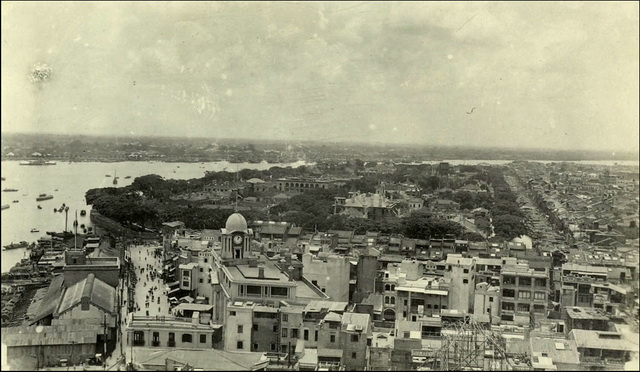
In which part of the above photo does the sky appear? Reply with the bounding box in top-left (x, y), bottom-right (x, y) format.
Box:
top-left (1, 1), bottom-right (638, 152)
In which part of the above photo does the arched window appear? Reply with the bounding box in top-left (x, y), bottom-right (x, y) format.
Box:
top-left (384, 284), bottom-right (390, 291)
top-left (390, 297), bottom-right (396, 305)
top-left (182, 334), bottom-right (192, 343)
top-left (384, 296), bottom-right (390, 304)
top-left (391, 285), bottom-right (395, 291)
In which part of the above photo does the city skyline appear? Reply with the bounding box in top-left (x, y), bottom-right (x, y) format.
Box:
top-left (2, 1), bottom-right (639, 152)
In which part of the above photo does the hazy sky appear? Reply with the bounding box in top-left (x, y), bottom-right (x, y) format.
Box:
top-left (2, 1), bottom-right (638, 152)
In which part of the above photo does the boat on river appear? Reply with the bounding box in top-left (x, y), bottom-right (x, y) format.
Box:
top-left (20, 160), bottom-right (56, 166)
top-left (3, 241), bottom-right (29, 250)
top-left (1, 205), bottom-right (9, 210)
top-left (3, 188), bottom-right (18, 192)
top-left (30, 228), bottom-right (39, 233)
top-left (36, 194), bottom-right (54, 201)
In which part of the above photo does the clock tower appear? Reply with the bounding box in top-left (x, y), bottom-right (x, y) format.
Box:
top-left (221, 213), bottom-right (252, 263)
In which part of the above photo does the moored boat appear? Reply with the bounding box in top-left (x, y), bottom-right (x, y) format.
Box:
top-left (80, 210), bottom-right (87, 216)
top-left (3, 188), bottom-right (18, 192)
top-left (20, 160), bottom-right (56, 166)
top-left (1, 204), bottom-right (9, 210)
top-left (30, 228), bottom-right (39, 233)
top-left (3, 241), bottom-right (29, 250)
top-left (36, 194), bottom-right (54, 201)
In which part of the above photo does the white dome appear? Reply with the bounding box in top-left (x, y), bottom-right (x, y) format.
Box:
top-left (225, 213), bottom-right (248, 233)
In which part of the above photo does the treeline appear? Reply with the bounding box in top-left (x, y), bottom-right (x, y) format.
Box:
top-left (486, 168), bottom-right (528, 240)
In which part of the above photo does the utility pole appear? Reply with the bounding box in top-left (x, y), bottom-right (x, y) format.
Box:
top-left (103, 314), bottom-right (108, 371)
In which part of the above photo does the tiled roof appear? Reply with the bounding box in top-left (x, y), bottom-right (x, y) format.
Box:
top-left (57, 274), bottom-right (116, 316)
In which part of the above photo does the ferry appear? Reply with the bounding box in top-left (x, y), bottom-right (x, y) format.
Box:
top-left (36, 194), bottom-right (54, 201)
top-left (3, 188), bottom-right (18, 192)
top-left (12, 200), bottom-right (19, 203)
top-left (124, 176), bottom-right (132, 179)
top-left (3, 241), bottom-right (29, 250)
top-left (30, 228), bottom-right (39, 233)
top-left (37, 205), bottom-right (42, 209)
top-left (80, 210), bottom-right (87, 216)
top-left (1, 205), bottom-right (9, 210)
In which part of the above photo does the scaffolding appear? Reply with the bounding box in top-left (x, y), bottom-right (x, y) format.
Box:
top-left (418, 319), bottom-right (521, 371)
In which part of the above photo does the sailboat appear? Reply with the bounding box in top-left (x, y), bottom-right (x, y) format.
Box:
top-left (113, 170), bottom-right (118, 185)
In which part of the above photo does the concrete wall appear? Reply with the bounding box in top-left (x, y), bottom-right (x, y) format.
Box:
top-left (6, 343), bottom-right (95, 369)
top-left (224, 305), bottom-right (253, 351)
top-left (302, 254), bottom-right (350, 302)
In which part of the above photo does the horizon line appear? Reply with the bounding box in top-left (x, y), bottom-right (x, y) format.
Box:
top-left (2, 131), bottom-right (639, 156)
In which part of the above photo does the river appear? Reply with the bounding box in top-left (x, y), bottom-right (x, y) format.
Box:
top-left (0, 160), bottom-right (308, 273)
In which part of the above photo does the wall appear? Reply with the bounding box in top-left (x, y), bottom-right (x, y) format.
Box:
top-left (302, 254), bottom-right (350, 302)
top-left (224, 306), bottom-right (253, 351)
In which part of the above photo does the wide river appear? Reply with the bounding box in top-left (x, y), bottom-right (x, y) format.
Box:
top-left (0, 160), bottom-right (308, 273)
top-left (1, 158), bottom-right (637, 273)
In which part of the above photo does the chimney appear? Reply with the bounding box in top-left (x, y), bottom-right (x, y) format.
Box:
top-left (258, 264), bottom-right (265, 279)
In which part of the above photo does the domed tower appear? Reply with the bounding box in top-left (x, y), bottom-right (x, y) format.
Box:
top-left (221, 213), bottom-right (252, 263)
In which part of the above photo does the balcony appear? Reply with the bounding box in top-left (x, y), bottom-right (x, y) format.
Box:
top-left (152, 340), bottom-right (160, 347)
top-left (133, 340), bottom-right (145, 346)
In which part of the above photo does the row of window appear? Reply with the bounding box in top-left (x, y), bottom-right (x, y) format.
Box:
top-left (501, 302), bottom-right (546, 313)
top-left (502, 276), bottom-right (547, 287)
top-left (133, 331), bottom-right (208, 345)
top-left (238, 285), bottom-right (289, 298)
top-left (502, 289), bottom-right (546, 300)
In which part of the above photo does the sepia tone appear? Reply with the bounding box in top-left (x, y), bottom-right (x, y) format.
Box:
top-left (1, 2), bottom-right (638, 371)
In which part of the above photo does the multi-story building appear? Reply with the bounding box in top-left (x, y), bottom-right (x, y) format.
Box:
top-left (500, 262), bottom-right (549, 325)
top-left (127, 313), bottom-right (222, 350)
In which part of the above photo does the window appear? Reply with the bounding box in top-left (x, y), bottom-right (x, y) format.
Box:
top-left (404, 300), bottom-right (408, 306)
top-left (133, 331), bottom-right (145, 346)
top-left (183, 271), bottom-right (190, 278)
top-left (182, 281), bottom-right (189, 287)
top-left (385, 284), bottom-right (391, 291)
top-left (352, 352), bottom-right (357, 359)
top-left (204, 258), bottom-right (208, 263)
top-left (182, 334), bottom-right (193, 343)
top-left (384, 296), bottom-right (390, 304)
top-left (489, 297), bottom-right (494, 302)
top-left (199, 278), bottom-right (203, 283)
top-left (271, 287), bottom-right (288, 297)
top-left (273, 325), bottom-right (278, 332)
top-left (168, 332), bottom-right (175, 347)
top-left (518, 291), bottom-right (531, 299)
top-left (464, 269), bottom-right (469, 274)
top-left (519, 277), bottom-right (532, 286)
top-left (463, 279), bottom-right (469, 284)
top-left (535, 278), bottom-right (547, 287)
top-left (442, 305), bottom-right (447, 309)
top-left (253, 343), bottom-right (258, 351)
top-left (534, 292), bottom-right (546, 300)
top-left (282, 328), bottom-right (287, 337)
top-left (304, 329), bottom-right (309, 341)
top-left (412, 315), bottom-right (417, 322)
top-left (502, 289), bottom-right (515, 298)
top-left (315, 330), bottom-right (318, 341)
top-left (271, 343), bottom-right (277, 351)
top-left (503, 275), bottom-right (516, 285)
top-left (534, 305), bottom-right (545, 314)
top-left (253, 324), bottom-right (258, 331)
top-left (391, 285), bottom-right (395, 291)
top-left (291, 329), bottom-right (299, 339)
top-left (282, 314), bottom-right (288, 322)
top-left (390, 297), bottom-right (395, 305)
top-left (403, 331), bottom-right (410, 338)
top-left (330, 335), bottom-right (336, 343)
top-left (434, 305), bottom-right (439, 309)
top-left (238, 325), bottom-right (243, 334)
top-left (200, 334), bottom-right (206, 344)
top-left (237, 341), bottom-right (243, 349)
top-left (426, 304), bottom-right (432, 309)
top-left (517, 303), bottom-right (530, 312)
top-left (229, 311), bottom-right (236, 316)
top-left (502, 302), bottom-right (515, 311)
top-left (246, 285), bottom-right (262, 295)
top-left (200, 268), bottom-right (203, 273)
top-left (351, 334), bottom-right (359, 342)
